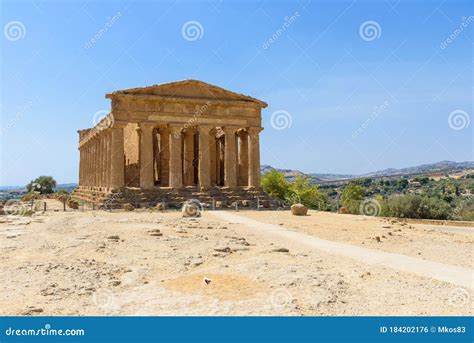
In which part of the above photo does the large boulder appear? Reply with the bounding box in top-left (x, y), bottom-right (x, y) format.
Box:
top-left (182, 199), bottom-right (202, 217)
top-left (291, 203), bottom-right (308, 216)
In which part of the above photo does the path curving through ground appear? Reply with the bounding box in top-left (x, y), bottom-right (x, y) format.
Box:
top-left (210, 211), bottom-right (474, 289)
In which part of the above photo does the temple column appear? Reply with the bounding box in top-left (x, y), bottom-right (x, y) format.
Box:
top-left (102, 134), bottom-right (106, 187)
top-left (84, 144), bottom-right (88, 186)
top-left (223, 126), bottom-right (238, 187)
top-left (79, 146), bottom-right (83, 186)
top-left (110, 126), bottom-right (125, 189)
top-left (139, 123), bottom-right (155, 189)
top-left (198, 126), bottom-right (213, 189)
top-left (99, 135), bottom-right (104, 187)
top-left (104, 131), bottom-right (110, 188)
top-left (95, 138), bottom-right (100, 187)
top-left (169, 125), bottom-right (183, 188)
top-left (238, 130), bottom-right (249, 186)
top-left (87, 143), bottom-right (92, 186)
top-left (183, 128), bottom-right (195, 186)
top-left (209, 130), bottom-right (217, 185)
top-left (158, 127), bottom-right (170, 186)
top-left (248, 127), bottom-right (262, 188)
top-left (92, 138), bottom-right (97, 186)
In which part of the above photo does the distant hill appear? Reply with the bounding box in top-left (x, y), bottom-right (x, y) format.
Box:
top-left (261, 161), bottom-right (474, 184)
top-left (359, 160), bottom-right (474, 178)
top-left (260, 165), bottom-right (306, 182)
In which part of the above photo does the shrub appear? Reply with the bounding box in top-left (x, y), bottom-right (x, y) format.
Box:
top-left (21, 192), bottom-right (41, 202)
top-left (26, 176), bottom-right (57, 194)
top-left (381, 194), bottom-right (451, 220)
top-left (341, 183), bottom-right (365, 214)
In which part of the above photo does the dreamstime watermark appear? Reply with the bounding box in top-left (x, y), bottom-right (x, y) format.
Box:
top-left (270, 110), bottom-right (292, 130)
top-left (262, 11), bottom-right (300, 50)
top-left (352, 100), bottom-right (390, 139)
top-left (270, 287), bottom-right (293, 309)
top-left (4, 21), bottom-right (26, 41)
top-left (5, 323), bottom-right (85, 337)
top-left (92, 110), bottom-right (110, 126)
top-left (359, 21), bottom-right (381, 41)
top-left (276, 194), bottom-right (301, 211)
top-left (440, 16), bottom-right (474, 50)
top-left (359, 198), bottom-right (381, 216)
top-left (448, 288), bottom-right (470, 307)
top-left (84, 12), bottom-right (122, 49)
top-left (181, 21), bottom-right (204, 41)
top-left (92, 288), bottom-right (117, 310)
top-left (3, 199), bottom-right (30, 216)
top-left (448, 110), bottom-right (470, 130)
top-left (103, 191), bottom-right (123, 210)
top-left (172, 101), bottom-right (211, 138)
top-left (0, 100), bottom-right (33, 135)
top-left (449, 194), bottom-right (472, 220)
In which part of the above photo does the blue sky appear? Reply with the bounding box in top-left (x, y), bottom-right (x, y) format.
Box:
top-left (1, 0), bottom-right (472, 185)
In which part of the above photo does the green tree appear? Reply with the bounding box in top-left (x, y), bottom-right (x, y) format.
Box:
top-left (289, 176), bottom-right (326, 209)
top-left (341, 183), bottom-right (365, 214)
top-left (26, 176), bottom-right (57, 194)
top-left (261, 170), bottom-right (290, 200)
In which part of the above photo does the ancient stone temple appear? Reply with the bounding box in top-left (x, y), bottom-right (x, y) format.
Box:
top-left (73, 80), bottom-right (275, 208)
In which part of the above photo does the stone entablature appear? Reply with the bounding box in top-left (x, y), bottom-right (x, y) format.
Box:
top-left (77, 80), bottom-right (267, 192)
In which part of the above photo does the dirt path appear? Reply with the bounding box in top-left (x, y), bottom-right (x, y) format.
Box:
top-left (210, 211), bottom-right (474, 289)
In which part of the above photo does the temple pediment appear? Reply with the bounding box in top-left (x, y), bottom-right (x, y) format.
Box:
top-left (106, 79), bottom-right (267, 108)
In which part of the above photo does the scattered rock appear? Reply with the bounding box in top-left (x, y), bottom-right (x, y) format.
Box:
top-left (291, 203), bottom-right (308, 216)
top-left (214, 246), bottom-right (231, 253)
top-left (21, 306), bottom-right (43, 315)
top-left (191, 258), bottom-right (204, 267)
top-left (156, 202), bottom-right (166, 211)
top-left (215, 201), bottom-right (227, 209)
top-left (338, 207), bottom-right (349, 214)
top-left (203, 277), bottom-right (211, 285)
top-left (122, 203), bottom-right (134, 211)
top-left (374, 236), bottom-right (381, 242)
top-left (241, 200), bottom-right (251, 207)
top-left (107, 235), bottom-right (120, 242)
top-left (147, 229), bottom-right (163, 237)
top-left (272, 247), bottom-right (290, 253)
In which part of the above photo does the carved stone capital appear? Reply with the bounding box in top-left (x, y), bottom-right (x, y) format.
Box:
top-left (222, 126), bottom-right (239, 135)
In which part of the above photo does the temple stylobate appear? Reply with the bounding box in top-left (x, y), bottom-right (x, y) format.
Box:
top-left (74, 80), bottom-right (273, 208)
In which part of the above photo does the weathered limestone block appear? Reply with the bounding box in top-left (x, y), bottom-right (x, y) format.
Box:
top-left (182, 199), bottom-right (202, 217)
top-left (122, 203), bottom-right (134, 211)
top-left (215, 200), bottom-right (228, 209)
top-left (291, 203), bottom-right (308, 216)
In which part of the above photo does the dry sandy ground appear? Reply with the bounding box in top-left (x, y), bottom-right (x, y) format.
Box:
top-left (0, 201), bottom-right (472, 316)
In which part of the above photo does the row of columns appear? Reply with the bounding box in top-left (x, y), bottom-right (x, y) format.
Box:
top-left (79, 127), bottom-right (125, 189)
top-left (79, 124), bottom-right (261, 191)
top-left (138, 124), bottom-right (262, 190)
